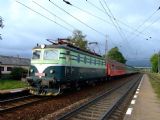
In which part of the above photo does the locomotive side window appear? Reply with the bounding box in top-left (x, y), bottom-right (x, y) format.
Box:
top-left (77, 54), bottom-right (80, 63)
top-left (32, 50), bottom-right (41, 59)
top-left (84, 56), bottom-right (86, 64)
top-left (94, 58), bottom-right (96, 65)
top-left (89, 56), bottom-right (92, 64)
top-left (66, 51), bottom-right (70, 55)
top-left (44, 50), bottom-right (59, 60)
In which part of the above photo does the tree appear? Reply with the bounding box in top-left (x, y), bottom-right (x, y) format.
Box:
top-left (69, 30), bottom-right (88, 50)
top-left (150, 53), bottom-right (158, 73)
top-left (0, 16), bottom-right (4, 40)
top-left (106, 47), bottom-right (126, 64)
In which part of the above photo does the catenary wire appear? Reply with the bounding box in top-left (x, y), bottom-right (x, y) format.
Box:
top-left (85, 0), bottom-right (150, 38)
top-left (62, 0), bottom-right (109, 24)
top-left (102, 0), bottom-right (127, 41)
top-left (48, 0), bottom-right (106, 37)
top-left (32, 0), bottom-right (103, 44)
top-left (32, 1), bottom-right (76, 30)
top-left (16, 1), bottom-right (73, 32)
top-left (129, 7), bottom-right (160, 40)
top-left (101, 0), bottom-right (135, 51)
top-left (98, 0), bottom-right (135, 56)
top-left (62, 0), bottom-right (140, 39)
top-left (98, 0), bottom-right (126, 42)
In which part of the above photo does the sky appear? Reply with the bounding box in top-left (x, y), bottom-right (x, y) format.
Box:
top-left (0, 0), bottom-right (160, 63)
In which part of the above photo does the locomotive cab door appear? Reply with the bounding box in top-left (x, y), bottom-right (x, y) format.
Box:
top-left (65, 50), bottom-right (72, 81)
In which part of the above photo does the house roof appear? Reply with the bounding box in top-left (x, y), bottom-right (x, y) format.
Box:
top-left (0, 55), bottom-right (30, 66)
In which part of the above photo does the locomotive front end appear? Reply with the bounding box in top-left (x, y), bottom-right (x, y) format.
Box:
top-left (27, 45), bottom-right (61, 96)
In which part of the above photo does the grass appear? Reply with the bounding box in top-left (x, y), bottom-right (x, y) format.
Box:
top-left (0, 79), bottom-right (28, 90)
top-left (148, 73), bottom-right (160, 99)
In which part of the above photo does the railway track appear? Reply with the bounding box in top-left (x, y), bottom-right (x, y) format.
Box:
top-left (0, 94), bottom-right (49, 113)
top-left (0, 89), bottom-right (29, 100)
top-left (57, 74), bottom-right (142, 120)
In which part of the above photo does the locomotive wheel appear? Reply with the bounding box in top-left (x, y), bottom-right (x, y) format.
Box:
top-left (52, 85), bottom-right (61, 96)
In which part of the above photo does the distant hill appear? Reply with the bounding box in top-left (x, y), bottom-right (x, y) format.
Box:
top-left (126, 60), bottom-right (151, 67)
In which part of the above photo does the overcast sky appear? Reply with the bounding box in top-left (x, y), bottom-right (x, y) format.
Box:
top-left (0, 0), bottom-right (160, 62)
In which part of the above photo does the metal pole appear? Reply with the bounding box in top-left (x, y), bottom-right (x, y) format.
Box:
top-left (158, 51), bottom-right (160, 73)
top-left (105, 37), bottom-right (108, 63)
top-left (0, 62), bottom-right (1, 79)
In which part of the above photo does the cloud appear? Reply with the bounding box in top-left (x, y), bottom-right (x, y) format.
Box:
top-left (9, 0), bottom-right (21, 21)
top-left (0, 0), bottom-right (160, 61)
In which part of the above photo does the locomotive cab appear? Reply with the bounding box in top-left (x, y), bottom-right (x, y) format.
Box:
top-left (27, 45), bottom-right (61, 95)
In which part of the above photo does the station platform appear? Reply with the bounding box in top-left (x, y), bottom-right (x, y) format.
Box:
top-left (124, 74), bottom-right (160, 120)
top-left (0, 88), bottom-right (28, 94)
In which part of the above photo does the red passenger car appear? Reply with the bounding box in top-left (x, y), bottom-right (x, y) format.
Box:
top-left (106, 59), bottom-right (127, 77)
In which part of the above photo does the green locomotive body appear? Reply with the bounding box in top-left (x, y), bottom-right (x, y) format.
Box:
top-left (27, 41), bottom-right (106, 95)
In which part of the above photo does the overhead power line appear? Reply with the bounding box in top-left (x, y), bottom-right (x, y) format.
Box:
top-left (134, 7), bottom-right (160, 32)
top-left (98, 0), bottom-right (136, 56)
top-left (101, 0), bottom-right (127, 41)
top-left (62, 0), bottom-right (135, 43)
top-left (98, 0), bottom-right (126, 42)
top-left (85, 0), bottom-right (150, 38)
top-left (62, 0), bottom-right (109, 23)
top-left (137, 15), bottom-right (160, 35)
top-left (48, 0), bottom-right (106, 37)
top-left (63, 0), bottom-right (149, 41)
top-left (16, 1), bottom-right (73, 32)
top-left (33, 0), bottom-right (110, 48)
top-left (32, 1), bottom-right (76, 30)
top-left (130, 7), bottom-right (160, 40)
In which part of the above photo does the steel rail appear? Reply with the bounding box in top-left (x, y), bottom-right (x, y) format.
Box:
top-left (0, 95), bottom-right (34, 104)
top-left (100, 75), bottom-right (142, 119)
top-left (0, 95), bottom-right (50, 113)
top-left (57, 74), bottom-right (142, 120)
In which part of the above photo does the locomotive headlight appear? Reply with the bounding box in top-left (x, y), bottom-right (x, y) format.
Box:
top-left (30, 69), bottom-right (34, 73)
top-left (41, 44), bottom-right (45, 49)
top-left (50, 69), bottom-right (54, 74)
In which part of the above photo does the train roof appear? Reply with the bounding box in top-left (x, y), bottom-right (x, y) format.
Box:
top-left (107, 58), bottom-right (135, 68)
top-left (33, 41), bottom-right (103, 58)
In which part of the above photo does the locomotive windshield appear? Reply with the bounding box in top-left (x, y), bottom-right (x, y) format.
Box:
top-left (32, 50), bottom-right (41, 59)
top-left (44, 49), bottom-right (59, 60)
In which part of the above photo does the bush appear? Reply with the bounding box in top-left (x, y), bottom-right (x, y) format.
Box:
top-left (10, 67), bottom-right (28, 80)
top-left (0, 74), bottom-right (12, 80)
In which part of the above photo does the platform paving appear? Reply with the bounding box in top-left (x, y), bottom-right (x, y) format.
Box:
top-left (124, 74), bottom-right (160, 120)
top-left (0, 87), bottom-right (28, 94)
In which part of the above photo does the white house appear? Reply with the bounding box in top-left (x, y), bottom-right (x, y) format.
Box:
top-left (0, 55), bottom-right (30, 74)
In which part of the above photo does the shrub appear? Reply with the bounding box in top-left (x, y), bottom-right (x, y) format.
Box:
top-left (10, 67), bottom-right (28, 80)
top-left (0, 74), bottom-right (12, 80)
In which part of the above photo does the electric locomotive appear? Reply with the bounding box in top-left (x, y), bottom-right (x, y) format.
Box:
top-left (27, 39), bottom-right (106, 96)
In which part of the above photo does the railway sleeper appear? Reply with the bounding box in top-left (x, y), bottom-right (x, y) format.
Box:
top-left (73, 114), bottom-right (98, 120)
top-left (91, 103), bottom-right (111, 107)
top-left (91, 104), bottom-right (109, 109)
top-left (78, 111), bottom-right (101, 116)
top-left (77, 112), bottom-right (101, 117)
top-left (81, 109), bottom-right (105, 114)
top-left (87, 107), bottom-right (107, 112)
top-left (95, 102), bottom-right (111, 106)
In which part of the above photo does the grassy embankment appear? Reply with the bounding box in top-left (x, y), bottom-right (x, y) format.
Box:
top-left (0, 80), bottom-right (28, 90)
top-left (148, 73), bottom-right (160, 99)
